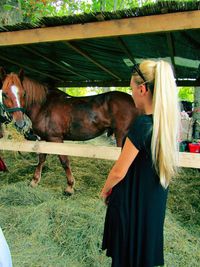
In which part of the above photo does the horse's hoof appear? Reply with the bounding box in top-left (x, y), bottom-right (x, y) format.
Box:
top-left (63, 191), bottom-right (72, 197)
top-left (63, 187), bottom-right (74, 196)
top-left (30, 180), bottom-right (38, 188)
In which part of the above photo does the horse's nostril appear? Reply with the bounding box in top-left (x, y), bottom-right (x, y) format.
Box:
top-left (15, 120), bottom-right (25, 129)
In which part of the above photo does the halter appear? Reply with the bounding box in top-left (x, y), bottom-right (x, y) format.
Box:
top-left (0, 101), bottom-right (12, 124)
top-left (0, 88), bottom-right (25, 124)
top-left (1, 105), bottom-right (25, 114)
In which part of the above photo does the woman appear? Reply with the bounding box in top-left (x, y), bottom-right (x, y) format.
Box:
top-left (100, 60), bottom-right (180, 267)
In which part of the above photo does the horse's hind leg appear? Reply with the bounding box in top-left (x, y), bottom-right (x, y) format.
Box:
top-left (30, 153), bottom-right (47, 187)
top-left (58, 155), bottom-right (75, 195)
top-left (115, 131), bottom-right (126, 147)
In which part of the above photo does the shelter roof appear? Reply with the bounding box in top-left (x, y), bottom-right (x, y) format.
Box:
top-left (0, 1), bottom-right (199, 88)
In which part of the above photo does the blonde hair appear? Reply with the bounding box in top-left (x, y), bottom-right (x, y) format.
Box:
top-left (134, 60), bottom-right (180, 188)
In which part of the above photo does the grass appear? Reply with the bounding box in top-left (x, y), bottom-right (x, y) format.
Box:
top-left (0, 135), bottom-right (199, 267)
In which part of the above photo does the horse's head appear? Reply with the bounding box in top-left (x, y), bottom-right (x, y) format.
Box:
top-left (0, 68), bottom-right (27, 129)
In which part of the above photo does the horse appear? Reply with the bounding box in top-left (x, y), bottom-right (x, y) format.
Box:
top-left (0, 68), bottom-right (139, 194)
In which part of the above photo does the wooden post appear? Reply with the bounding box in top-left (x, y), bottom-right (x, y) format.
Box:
top-left (193, 86), bottom-right (200, 139)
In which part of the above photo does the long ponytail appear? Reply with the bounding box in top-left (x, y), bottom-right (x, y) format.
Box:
top-left (151, 60), bottom-right (180, 188)
top-left (137, 60), bottom-right (180, 188)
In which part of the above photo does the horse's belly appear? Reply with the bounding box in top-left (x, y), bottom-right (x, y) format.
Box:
top-left (64, 120), bottom-right (105, 141)
top-left (64, 129), bottom-right (105, 141)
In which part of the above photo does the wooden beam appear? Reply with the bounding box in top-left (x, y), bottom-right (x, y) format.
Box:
top-left (116, 37), bottom-right (137, 65)
top-left (0, 10), bottom-right (199, 46)
top-left (176, 79), bottom-right (200, 87)
top-left (22, 46), bottom-right (89, 80)
top-left (65, 41), bottom-right (122, 80)
top-left (166, 33), bottom-right (176, 69)
top-left (57, 79), bottom-right (131, 88)
top-left (0, 54), bottom-right (63, 82)
top-left (1, 140), bottom-right (200, 168)
top-left (57, 78), bottom-right (200, 88)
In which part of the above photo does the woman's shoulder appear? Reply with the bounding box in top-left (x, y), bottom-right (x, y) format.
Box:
top-left (127, 115), bottom-right (152, 150)
top-left (133, 114), bottom-right (153, 126)
top-left (129, 114), bottom-right (152, 136)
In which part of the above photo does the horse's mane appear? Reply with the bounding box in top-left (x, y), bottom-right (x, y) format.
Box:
top-left (22, 76), bottom-right (48, 107)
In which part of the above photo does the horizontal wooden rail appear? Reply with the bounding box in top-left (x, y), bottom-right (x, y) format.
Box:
top-left (178, 152), bottom-right (200, 169)
top-left (0, 140), bottom-right (200, 168)
top-left (0, 10), bottom-right (199, 46)
top-left (0, 140), bottom-right (121, 161)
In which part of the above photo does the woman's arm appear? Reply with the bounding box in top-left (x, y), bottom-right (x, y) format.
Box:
top-left (100, 137), bottom-right (139, 199)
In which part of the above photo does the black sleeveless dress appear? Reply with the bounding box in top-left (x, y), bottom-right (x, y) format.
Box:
top-left (102, 115), bottom-right (168, 267)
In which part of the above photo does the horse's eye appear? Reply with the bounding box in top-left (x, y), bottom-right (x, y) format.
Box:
top-left (23, 91), bottom-right (26, 97)
top-left (2, 92), bottom-right (7, 99)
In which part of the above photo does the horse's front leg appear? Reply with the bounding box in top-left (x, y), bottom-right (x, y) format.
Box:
top-left (58, 154), bottom-right (75, 195)
top-left (30, 153), bottom-right (47, 187)
top-left (47, 137), bottom-right (75, 195)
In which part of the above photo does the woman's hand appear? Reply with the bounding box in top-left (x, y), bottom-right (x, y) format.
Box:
top-left (100, 188), bottom-right (112, 205)
top-left (100, 188), bottom-right (112, 198)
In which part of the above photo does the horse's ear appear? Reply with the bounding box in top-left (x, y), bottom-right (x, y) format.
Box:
top-left (19, 69), bottom-right (24, 82)
top-left (0, 67), bottom-right (6, 82)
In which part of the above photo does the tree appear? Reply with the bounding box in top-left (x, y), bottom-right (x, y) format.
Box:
top-left (178, 87), bottom-right (194, 102)
top-left (0, 0), bottom-right (22, 25)
top-left (0, 0), bottom-right (145, 24)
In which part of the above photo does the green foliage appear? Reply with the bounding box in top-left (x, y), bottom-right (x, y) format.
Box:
top-left (14, 0), bottom-right (143, 23)
top-left (19, 0), bottom-right (53, 22)
top-left (3, 4), bottom-right (14, 11)
top-left (59, 87), bottom-right (88, 96)
top-left (3, 0), bottom-right (200, 24)
top-left (178, 87), bottom-right (194, 102)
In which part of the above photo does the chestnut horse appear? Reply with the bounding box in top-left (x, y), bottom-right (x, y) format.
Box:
top-left (0, 69), bottom-right (139, 194)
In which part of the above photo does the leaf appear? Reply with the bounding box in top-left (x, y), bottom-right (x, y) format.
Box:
top-left (3, 4), bottom-right (14, 11)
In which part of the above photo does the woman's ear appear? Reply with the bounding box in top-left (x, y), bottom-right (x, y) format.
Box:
top-left (139, 84), bottom-right (147, 95)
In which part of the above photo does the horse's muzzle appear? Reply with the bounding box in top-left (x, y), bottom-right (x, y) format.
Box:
top-left (14, 119), bottom-right (26, 130)
top-left (14, 114), bottom-right (40, 141)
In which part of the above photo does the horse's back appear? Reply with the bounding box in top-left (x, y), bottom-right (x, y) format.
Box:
top-left (51, 90), bottom-right (138, 128)
top-left (106, 91), bottom-right (139, 121)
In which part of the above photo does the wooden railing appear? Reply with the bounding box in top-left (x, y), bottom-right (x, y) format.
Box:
top-left (0, 140), bottom-right (199, 169)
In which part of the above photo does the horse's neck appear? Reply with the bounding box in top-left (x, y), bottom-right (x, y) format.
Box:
top-left (25, 103), bottom-right (41, 122)
top-left (24, 79), bottom-right (49, 119)
top-left (25, 88), bottom-right (69, 121)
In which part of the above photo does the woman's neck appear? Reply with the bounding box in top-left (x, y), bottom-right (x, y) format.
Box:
top-left (144, 101), bottom-right (153, 115)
